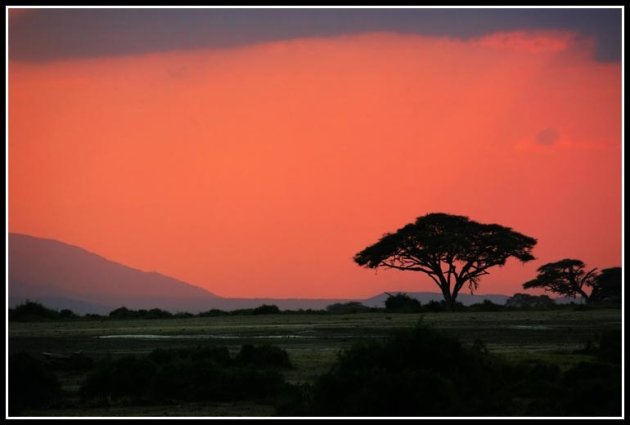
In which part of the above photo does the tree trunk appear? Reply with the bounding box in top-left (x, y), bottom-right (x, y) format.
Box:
top-left (440, 287), bottom-right (454, 311)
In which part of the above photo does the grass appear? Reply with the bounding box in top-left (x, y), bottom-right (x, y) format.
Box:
top-left (9, 308), bottom-right (622, 417)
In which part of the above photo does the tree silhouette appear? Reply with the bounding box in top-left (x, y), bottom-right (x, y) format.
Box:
top-left (522, 259), bottom-right (598, 302)
top-left (354, 213), bottom-right (537, 309)
top-left (589, 267), bottom-right (621, 305)
top-left (505, 293), bottom-right (556, 309)
top-left (384, 292), bottom-right (422, 312)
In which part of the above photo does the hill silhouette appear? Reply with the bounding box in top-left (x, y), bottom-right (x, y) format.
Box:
top-left (9, 233), bottom-right (220, 312)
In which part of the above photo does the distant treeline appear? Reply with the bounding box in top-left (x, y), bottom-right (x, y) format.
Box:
top-left (9, 292), bottom-right (619, 322)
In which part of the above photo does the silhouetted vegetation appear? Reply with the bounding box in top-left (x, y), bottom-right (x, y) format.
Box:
top-left (523, 259), bottom-right (598, 303)
top-left (384, 292), bottom-right (422, 313)
top-left (109, 306), bottom-right (173, 320)
top-left (9, 352), bottom-right (62, 416)
top-left (9, 294), bottom-right (622, 326)
top-left (467, 299), bottom-right (503, 312)
top-left (421, 300), bottom-right (465, 312)
top-left (574, 328), bottom-right (622, 365)
top-left (354, 213), bottom-right (537, 310)
top-left (252, 304), bottom-right (281, 315)
top-left (198, 308), bottom-right (230, 317)
top-left (589, 267), bottom-right (622, 306)
top-left (236, 344), bottom-right (293, 369)
top-left (278, 324), bottom-right (622, 416)
top-left (505, 293), bottom-right (556, 310)
top-left (325, 301), bottom-right (373, 314)
top-left (9, 301), bottom-right (67, 322)
top-left (80, 344), bottom-right (292, 405)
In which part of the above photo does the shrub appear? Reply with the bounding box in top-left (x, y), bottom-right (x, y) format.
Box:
top-left (9, 301), bottom-right (60, 321)
top-left (81, 344), bottom-right (292, 404)
top-left (325, 302), bottom-right (371, 314)
top-left (287, 325), bottom-right (507, 416)
top-left (236, 344), bottom-right (293, 369)
top-left (252, 304), bottom-right (281, 315)
top-left (384, 293), bottom-right (422, 313)
top-left (468, 299), bottom-right (503, 312)
top-left (505, 293), bottom-right (556, 310)
top-left (81, 355), bottom-right (156, 399)
top-left (9, 352), bottom-right (62, 415)
top-left (596, 329), bottom-right (621, 364)
top-left (198, 309), bottom-right (229, 317)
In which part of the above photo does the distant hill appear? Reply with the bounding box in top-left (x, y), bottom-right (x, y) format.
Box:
top-left (8, 233), bottom-right (221, 313)
top-left (8, 233), bottom-right (357, 314)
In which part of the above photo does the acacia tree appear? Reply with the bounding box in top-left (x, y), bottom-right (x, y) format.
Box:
top-left (353, 213), bottom-right (537, 309)
top-left (522, 259), bottom-right (598, 303)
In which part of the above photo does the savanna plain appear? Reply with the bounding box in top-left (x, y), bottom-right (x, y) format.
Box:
top-left (8, 308), bottom-right (622, 417)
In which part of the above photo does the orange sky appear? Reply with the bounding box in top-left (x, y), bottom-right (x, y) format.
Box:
top-left (8, 31), bottom-right (622, 298)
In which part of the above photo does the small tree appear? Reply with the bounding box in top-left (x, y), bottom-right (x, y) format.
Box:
top-left (354, 213), bottom-right (537, 310)
top-left (522, 259), bottom-right (598, 303)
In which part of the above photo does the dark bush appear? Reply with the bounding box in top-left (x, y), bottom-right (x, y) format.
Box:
top-left (108, 306), bottom-right (137, 319)
top-left (81, 355), bottom-right (157, 399)
top-left (230, 308), bottom-right (255, 315)
top-left (325, 302), bottom-right (371, 314)
top-left (236, 344), bottom-right (293, 369)
top-left (81, 344), bottom-right (291, 404)
top-left (559, 362), bottom-right (621, 416)
top-left (468, 299), bottom-right (504, 312)
top-left (285, 325), bottom-right (507, 416)
top-left (150, 359), bottom-right (286, 402)
top-left (59, 309), bottom-right (79, 319)
top-left (505, 293), bottom-right (556, 310)
top-left (145, 308), bottom-right (173, 319)
top-left (9, 352), bottom-right (62, 415)
top-left (422, 300), bottom-right (464, 312)
top-left (384, 292), bottom-right (422, 313)
top-left (252, 304), bottom-right (281, 315)
top-left (198, 309), bottom-right (229, 317)
top-left (9, 301), bottom-right (60, 321)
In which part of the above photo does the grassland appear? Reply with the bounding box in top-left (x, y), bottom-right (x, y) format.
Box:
top-left (8, 308), bottom-right (622, 417)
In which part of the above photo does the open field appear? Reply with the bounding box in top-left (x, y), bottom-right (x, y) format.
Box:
top-left (9, 308), bottom-right (622, 417)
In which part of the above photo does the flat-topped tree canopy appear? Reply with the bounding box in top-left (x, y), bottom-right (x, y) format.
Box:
top-left (523, 258), bottom-right (599, 302)
top-left (354, 213), bottom-right (537, 309)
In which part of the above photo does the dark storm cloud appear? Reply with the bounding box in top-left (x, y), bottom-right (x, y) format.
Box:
top-left (8, 7), bottom-right (622, 62)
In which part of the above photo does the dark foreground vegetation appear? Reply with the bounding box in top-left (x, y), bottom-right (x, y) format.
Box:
top-left (278, 325), bottom-right (621, 417)
top-left (10, 319), bottom-right (621, 417)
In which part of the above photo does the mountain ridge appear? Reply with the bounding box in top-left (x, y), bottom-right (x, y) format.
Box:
top-left (9, 233), bottom-right (220, 312)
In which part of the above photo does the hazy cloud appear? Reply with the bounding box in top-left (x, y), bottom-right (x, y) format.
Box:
top-left (536, 128), bottom-right (560, 146)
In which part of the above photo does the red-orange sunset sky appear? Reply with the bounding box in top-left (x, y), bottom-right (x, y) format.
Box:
top-left (7, 7), bottom-right (623, 299)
